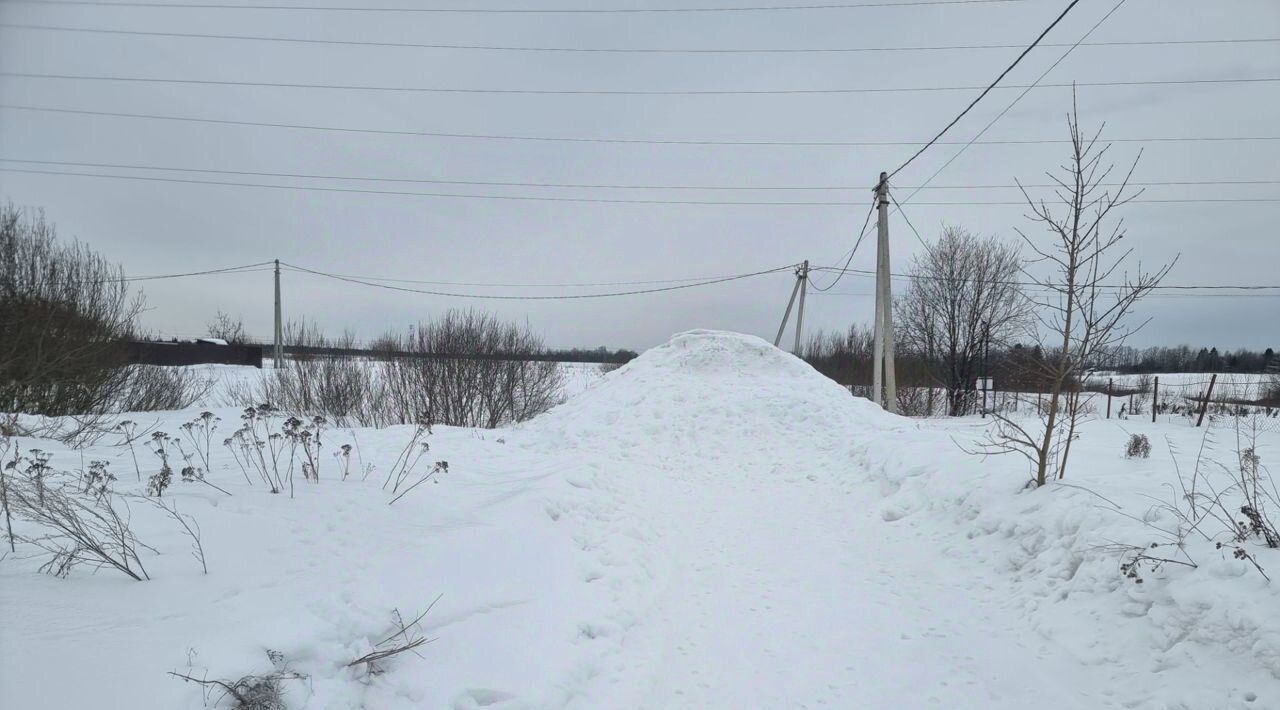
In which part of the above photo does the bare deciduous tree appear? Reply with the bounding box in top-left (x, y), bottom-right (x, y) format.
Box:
top-left (895, 227), bottom-right (1031, 416)
top-left (205, 310), bottom-right (247, 344)
top-left (983, 95), bottom-right (1174, 487)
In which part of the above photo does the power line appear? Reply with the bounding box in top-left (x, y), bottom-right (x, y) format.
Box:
top-left (807, 290), bottom-right (1280, 299)
top-left (7, 70), bottom-right (1276, 95)
top-left (808, 265), bottom-right (1280, 291)
top-left (887, 0), bottom-right (1081, 181)
top-left (280, 261), bottom-right (798, 300)
top-left (3, 0), bottom-right (1025, 14)
top-left (4, 158), bottom-right (1274, 192)
top-left (71, 258), bottom-right (1280, 295)
top-left (897, 0), bottom-right (1128, 202)
top-left (810, 199), bottom-right (877, 291)
top-left (124, 263), bottom-right (276, 282)
top-left (7, 166), bottom-right (1279, 205)
top-left (888, 191), bottom-right (929, 249)
top-left (4, 22), bottom-right (1274, 54)
top-left (281, 265), bottom-right (787, 288)
top-left (65, 261), bottom-right (274, 284)
top-left (5, 104), bottom-right (1274, 148)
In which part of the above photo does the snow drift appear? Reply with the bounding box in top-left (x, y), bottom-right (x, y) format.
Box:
top-left (528, 329), bottom-right (894, 453)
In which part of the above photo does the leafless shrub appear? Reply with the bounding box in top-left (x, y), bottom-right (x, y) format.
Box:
top-left (3, 412), bottom-right (123, 449)
top-left (113, 365), bottom-right (216, 413)
top-left (1124, 433), bottom-right (1151, 459)
top-left (227, 312), bottom-right (565, 429)
top-left (378, 310), bottom-right (564, 428)
top-left (7, 467), bottom-right (151, 581)
top-left (1, 203), bottom-right (142, 419)
top-left (894, 386), bottom-right (932, 417)
top-left (267, 343), bottom-right (381, 427)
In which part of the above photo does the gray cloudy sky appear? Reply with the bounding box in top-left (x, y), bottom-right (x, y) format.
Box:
top-left (1, 0), bottom-right (1277, 351)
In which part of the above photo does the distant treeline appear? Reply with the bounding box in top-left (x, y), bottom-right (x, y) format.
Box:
top-left (1100, 345), bottom-right (1278, 374)
top-left (543, 347), bottom-right (639, 365)
top-left (803, 334), bottom-right (1277, 387)
top-left (801, 331), bottom-right (1071, 393)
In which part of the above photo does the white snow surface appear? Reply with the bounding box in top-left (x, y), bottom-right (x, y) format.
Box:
top-left (2, 330), bottom-right (1278, 709)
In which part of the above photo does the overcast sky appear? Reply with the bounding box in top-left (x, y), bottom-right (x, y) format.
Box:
top-left (1, 0), bottom-right (1277, 351)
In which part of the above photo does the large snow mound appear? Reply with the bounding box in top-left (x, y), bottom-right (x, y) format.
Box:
top-left (527, 330), bottom-right (892, 453)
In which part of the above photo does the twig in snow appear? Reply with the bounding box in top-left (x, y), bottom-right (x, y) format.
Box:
top-left (347, 595), bottom-right (442, 676)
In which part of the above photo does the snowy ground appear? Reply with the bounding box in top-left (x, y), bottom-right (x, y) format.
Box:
top-left (2, 331), bottom-right (1278, 709)
top-left (1086, 371), bottom-right (1271, 401)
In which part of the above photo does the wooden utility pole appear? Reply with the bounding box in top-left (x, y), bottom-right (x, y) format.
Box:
top-left (273, 259), bottom-right (283, 369)
top-left (872, 172), bottom-right (898, 413)
top-left (793, 260), bottom-right (809, 354)
top-left (1106, 378), bottom-right (1113, 419)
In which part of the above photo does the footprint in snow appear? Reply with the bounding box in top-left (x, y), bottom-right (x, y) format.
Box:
top-left (452, 688), bottom-right (516, 708)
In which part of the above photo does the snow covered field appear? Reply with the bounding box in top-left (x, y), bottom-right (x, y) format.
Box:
top-left (2, 331), bottom-right (1278, 709)
top-left (1086, 372), bottom-right (1272, 402)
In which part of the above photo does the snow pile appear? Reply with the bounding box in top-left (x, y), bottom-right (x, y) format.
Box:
top-left (528, 329), bottom-right (893, 455)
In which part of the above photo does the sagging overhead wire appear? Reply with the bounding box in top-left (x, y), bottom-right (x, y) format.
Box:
top-left (63, 261), bottom-right (276, 285)
top-left (279, 262), bottom-right (799, 300)
top-left (808, 198), bottom-right (877, 292)
top-left (274, 266), bottom-right (794, 288)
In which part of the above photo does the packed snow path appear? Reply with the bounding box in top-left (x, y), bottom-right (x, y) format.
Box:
top-left (606, 459), bottom-right (1109, 708)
